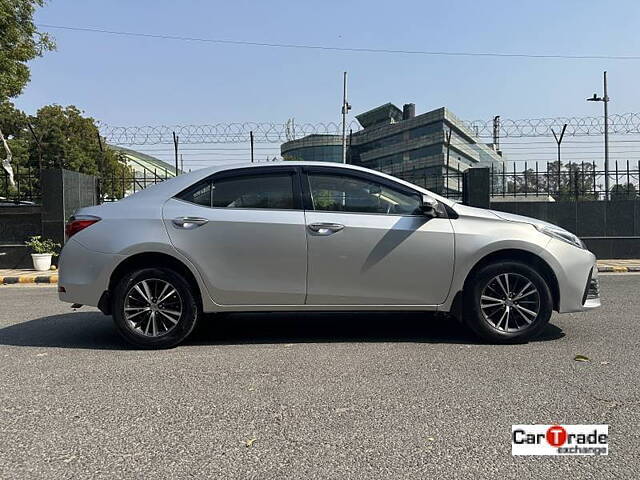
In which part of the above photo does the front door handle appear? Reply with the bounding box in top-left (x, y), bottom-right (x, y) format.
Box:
top-left (308, 222), bottom-right (344, 235)
top-left (172, 216), bottom-right (208, 229)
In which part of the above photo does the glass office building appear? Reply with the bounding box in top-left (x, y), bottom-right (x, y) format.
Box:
top-left (349, 103), bottom-right (505, 196)
top-left (280, 103), bottom-right (505, 197)
top-left (281, 134), bottom-right (343, 163)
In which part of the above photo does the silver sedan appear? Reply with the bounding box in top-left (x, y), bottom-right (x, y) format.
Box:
top-left (58, 162), bottom-right (600, 348)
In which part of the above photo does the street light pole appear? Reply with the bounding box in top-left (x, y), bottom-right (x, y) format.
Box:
top-left (603, 71), bottom-right (610, 200)
top-left (587, 71), bottom-right (610, 200)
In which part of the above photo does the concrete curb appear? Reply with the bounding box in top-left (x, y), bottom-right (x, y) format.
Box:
top-left (0, 274), bottom-right (58, 285)
top-left (597, 266), bottom-right (640, 273)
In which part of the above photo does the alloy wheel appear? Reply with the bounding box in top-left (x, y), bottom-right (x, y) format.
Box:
top-left (479, 273), bottom-right (540, 333)
top-left (124, 278), bottom-right (183, 337)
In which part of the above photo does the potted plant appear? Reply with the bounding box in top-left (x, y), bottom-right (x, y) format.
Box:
top-left (24, 236), bottom-right (61, 271)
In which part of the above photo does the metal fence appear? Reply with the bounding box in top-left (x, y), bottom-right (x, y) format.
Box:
top-left (5, 162), bottom-right (639, 205)
top-left (0, 166), bottom-right (41, 204)
top-left (490, 160), bottom-right (640, 200)
top-left (99, 169), bottom-right (173, 202)
top-left (377, 160), bottom-right (640, 202)
top-left (400, 170), bottom-right (465, 201)
top-left (1, 166), bottom-right (174, 204)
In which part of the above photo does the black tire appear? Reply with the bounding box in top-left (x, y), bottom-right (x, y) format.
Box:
top-left (464, 261), bottom-right (553, 343)
top-left (112, 267), bottom-right (199, 348)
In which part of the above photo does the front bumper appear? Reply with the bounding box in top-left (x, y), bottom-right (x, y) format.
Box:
top-left (539, 239), bottom-right (600, 313)
top-left (581, 266), bottom-right (601, 310)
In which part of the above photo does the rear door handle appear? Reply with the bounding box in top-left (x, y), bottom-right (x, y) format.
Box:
top-left (172, 216), bottom-right (208, 229)
top-left (308, 222), bottom-right (344, 235)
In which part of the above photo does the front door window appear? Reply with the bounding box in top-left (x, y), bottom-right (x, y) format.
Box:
top-left (307, 172), bottom-right (421, 215)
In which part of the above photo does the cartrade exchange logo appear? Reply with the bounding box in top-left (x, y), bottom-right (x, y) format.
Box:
top-left (512, 425), bottom-right (608, 455)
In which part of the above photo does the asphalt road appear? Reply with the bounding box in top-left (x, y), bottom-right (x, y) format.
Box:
top-left (1, 275), bottom-right (638, 479)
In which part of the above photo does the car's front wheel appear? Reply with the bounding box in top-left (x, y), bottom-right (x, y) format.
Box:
top-left (112, 267), bottom-right (199, 348)
top-left (465, 261), bottom-right (553, 343)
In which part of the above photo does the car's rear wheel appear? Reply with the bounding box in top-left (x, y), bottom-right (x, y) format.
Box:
top-left (112, 267), bottom-right (199, 348)
top-left (464, 261), bottom-right (553, 343)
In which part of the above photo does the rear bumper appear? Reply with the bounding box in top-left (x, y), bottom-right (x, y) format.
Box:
top-left (58, 239), bottom-right (124, 308)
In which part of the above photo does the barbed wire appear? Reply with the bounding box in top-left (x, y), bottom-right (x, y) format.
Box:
top-left (102, 122), bottom-right (337, 146)
top-left (101, 113), bottom-right (640, 145)
top-left (465, 113), bottom-right (640, 137)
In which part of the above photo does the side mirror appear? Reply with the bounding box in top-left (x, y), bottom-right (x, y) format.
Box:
top-left (420, 195), bottom-right (439, 217)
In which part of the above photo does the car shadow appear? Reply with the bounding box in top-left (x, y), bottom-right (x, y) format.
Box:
top-left (0, 310), bottom-right (565, 350)
top-left (361, 216), bottom-right (428, 273)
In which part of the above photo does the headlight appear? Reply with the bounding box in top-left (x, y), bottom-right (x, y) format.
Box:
top-left (534, 224), bottom-right (586, 249)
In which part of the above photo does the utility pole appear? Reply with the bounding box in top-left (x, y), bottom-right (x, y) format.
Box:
top-left (250, 130), bottom-right (254, 163)
top-left (172, 131), bottom-right (179, 176)
top-left (341, 72), bottom-right (351, 164)
top-left (587, 71), bottom-right (610, 200)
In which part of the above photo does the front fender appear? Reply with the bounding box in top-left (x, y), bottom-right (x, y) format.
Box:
top-left (439, 216), bottom-right (552, 311)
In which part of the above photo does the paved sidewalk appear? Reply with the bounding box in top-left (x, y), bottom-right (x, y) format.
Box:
top-left (2, 259), bottom-right (640, 285)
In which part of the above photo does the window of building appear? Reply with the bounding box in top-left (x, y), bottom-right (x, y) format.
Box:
top-left (377, 153), bottom-right (403, 168)
top-left (284, 145), bottom-right (342, 163)
top-left (409, 123), bottom-right (442, 139)
top-left (307, 172), bottom-right (421, 215)
top-left (409, 145), bottom-right (443, 160)
top-left (357, 133), bottom-right (403, 154)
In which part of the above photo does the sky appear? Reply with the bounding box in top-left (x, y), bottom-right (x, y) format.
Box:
top-left (12, 0), bottom-right (640, 169)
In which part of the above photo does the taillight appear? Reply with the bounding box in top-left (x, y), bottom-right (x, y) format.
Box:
top-left (65, 215), bottom-right (101, 240)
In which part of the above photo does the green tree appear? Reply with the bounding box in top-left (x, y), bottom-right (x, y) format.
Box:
top-left (2, 104), bottom-right (133, 200)
top-left (30, 105), bottom-right (133, 198)
top-left (0, 0), bottom-right (55, 101)
top-left (28, 105), bottom-right (104, 173)
top-left (503, 161), bottom-right (598, 200)
top-left (549, 161), bottom-right (598, 200)
top-left (0, 100), bottom-right (27, 136)
top-left (610, 183), bottom-right (638, 200)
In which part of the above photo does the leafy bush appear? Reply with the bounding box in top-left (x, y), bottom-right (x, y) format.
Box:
top-left (24, 236), bottom-right (60, 255)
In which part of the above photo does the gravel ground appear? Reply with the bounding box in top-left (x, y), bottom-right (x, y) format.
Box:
top-left (0, 275), bottom-right (638, 479)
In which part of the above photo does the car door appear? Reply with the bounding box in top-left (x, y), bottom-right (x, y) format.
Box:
top-left (162, 166), bottom-right (307, 306)
top-left (302, 167), bottom-right (455, 306)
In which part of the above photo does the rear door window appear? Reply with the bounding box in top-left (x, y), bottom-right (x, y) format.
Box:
top-left (177, 171), bottom-right (298, 210)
